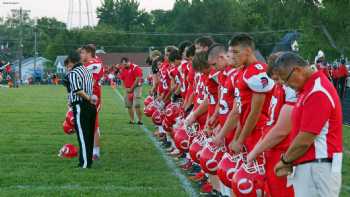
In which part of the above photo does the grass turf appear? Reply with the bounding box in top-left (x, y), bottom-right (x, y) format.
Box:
top-left (0, 85), bottom-right (187, 197)
top-left (0, 85), bottom-right (350, 196)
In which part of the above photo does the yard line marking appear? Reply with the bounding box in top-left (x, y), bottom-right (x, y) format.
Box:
top-left (114, 89), bottom-right (198, 197)
top-left (3, 185), bottom-right (176, 191)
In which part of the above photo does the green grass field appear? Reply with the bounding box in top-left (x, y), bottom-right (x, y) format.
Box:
top-left (0, 85), bottom-right (188, 197)
top-left (0, 85), bottom-right (349, 196)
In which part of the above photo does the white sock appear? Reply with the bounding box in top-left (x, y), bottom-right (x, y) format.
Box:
top-left (223, 185), bottom-right (231, 196)
top-left (159, 126), bottom-right (165, 133)
top-left (93, 147), bottom-right (100, 156)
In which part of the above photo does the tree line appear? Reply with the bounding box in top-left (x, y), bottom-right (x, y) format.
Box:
top-left (0, 0), bottom-right (349, 65)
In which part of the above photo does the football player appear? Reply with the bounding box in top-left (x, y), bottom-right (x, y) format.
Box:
top-left (227, 33), bottom-right (274, 153)
top-left (246, 52), bottom-right (296, 197)
top-left (80, 44), bottom-right (104, 160)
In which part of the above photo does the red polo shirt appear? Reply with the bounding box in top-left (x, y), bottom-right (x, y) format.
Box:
top-left (119, 64), bottom-right (143, 88)
top-left (291, 71), bottom-right (343, 164)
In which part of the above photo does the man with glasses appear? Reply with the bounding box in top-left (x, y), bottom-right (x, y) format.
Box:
top-left (273, 52), bottom-right (343, 197)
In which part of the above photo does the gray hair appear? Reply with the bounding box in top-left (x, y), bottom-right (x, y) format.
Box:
top-left (273, 52), bottom-right (308, 71)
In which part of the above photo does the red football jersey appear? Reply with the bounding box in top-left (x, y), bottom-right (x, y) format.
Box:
top-left (169, 65), bottom-right (181, 92)
top-left (234, 62), bottom-right (274, 147)
top-left (291, 71), bottom-right (343, 164)
top-left (184, 63), bottom-right (195, 102)
top-left (179, 61), bottom-right (190, 98)
top-left (119, 63), bottom-right (143, 88)
top-left (84, 58), bottom-right (104, 97)
top-left (218, 67), bottom-right (237, 126)
top-left (263, 83), bottom-right (297, 151)
top-left (194, 72), bottom-right (206, 109)
top-left (205, 67), bottom-right (220, 116)
top-left (157, 62), bottom-right (171, 96)
top-left (266, 83), bottom-right (297, 127)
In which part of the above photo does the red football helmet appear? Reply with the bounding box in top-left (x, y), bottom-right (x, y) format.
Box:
top-left (200, 140), bottom-right (225, 175)
top-left (144, 95), bottom-right (153, 107)
top-left (65, 109), bottom-right (74, 126)
top-left (58, 144), bottom-right (78, 158)
top-left (63, 109), bottom-right (75, 134)
top-left (174, 125), bottom-right (190, 151)
top-left (217, 152), bottom-right (244, 187)
top-left (63, 120), bottom-right (75, 134)
top-left (164, 103), bottom-right (183, 125)
top-left (232, 155), bottom-right (267, 197)
top-left (189, 132), bottom-right (206, 164)
top-left (152, 110), bottom-right (164, 126)
top-left (144, 102), bottom-right (157, 117)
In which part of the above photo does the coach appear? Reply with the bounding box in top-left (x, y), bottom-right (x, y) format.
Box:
top-left (273, 52), bottom-right (343, 197)
top-left (119, 57), bottom-right (143, 125)
top-left (64, 52), bottom-right (97, 169)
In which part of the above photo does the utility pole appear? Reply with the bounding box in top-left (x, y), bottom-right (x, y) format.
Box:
top-left (34, 18), bottom-right (38, 71)
top-left (11, 6), bottom-right (30, 85)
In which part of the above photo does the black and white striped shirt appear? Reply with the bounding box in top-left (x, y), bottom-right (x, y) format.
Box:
top-left (66, 63), bottom-right (93, 104)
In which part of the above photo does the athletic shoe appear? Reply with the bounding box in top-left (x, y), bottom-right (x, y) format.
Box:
top-left (176, 157), bottom-right (188, 165)
top-left (166, 146), bottom-right (175, 153)
top-left (92, 154), bottom-right (100, 161)
top-left (158, 133), bottom-right (167, 141)
top-left (161, 141), bottom-right (172, 149)
top-left (188, 171), bottom-right (205, 182)
top-left (179, 159), bottom-right (192, 171)
top-left (168, 149), bottom-right (181, 157)
top-left (186, 164), bottom-right (201, 175)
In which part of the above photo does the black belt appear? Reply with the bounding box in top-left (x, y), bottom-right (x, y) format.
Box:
top-left (299, 158), bottom-right (332, 165)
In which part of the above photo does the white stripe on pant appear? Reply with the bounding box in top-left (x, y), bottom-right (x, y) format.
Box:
top-left (76, 105), bottom-right (88, 168)
top-left (72, 101), bottom-right (96, 168)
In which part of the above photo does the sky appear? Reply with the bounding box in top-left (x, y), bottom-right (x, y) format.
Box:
top-left (0, 0), bottom-right (175, 27)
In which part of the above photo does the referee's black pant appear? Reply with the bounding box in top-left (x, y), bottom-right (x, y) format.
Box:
top-left (72, 101), bottom-right (97, 168)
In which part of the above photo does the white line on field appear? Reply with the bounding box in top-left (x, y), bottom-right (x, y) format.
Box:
top-left (2, 185), bottom-right (173, 192)
top-left (114, 89), bottom-right (198, 197)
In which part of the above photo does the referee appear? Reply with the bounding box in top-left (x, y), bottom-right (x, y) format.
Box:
top-left (64, 52), bottom-right (97, 169)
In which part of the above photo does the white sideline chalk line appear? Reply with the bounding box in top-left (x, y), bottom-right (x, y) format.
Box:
top-left (114, 89), bottom-right (198, 197)
top-left (3, 185), bottom-right (174, 191)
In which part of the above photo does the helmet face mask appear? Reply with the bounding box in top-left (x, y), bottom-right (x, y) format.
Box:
top-left (242, 153), bottom-right (266, 175)
top-left (232, 152), bottom-right (267, 196)
top-left (189, 131), bottom-right (207, 163)
top-left (185, 122), bottom-right (199, 137)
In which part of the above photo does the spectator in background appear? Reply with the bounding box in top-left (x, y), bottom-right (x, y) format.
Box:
top-left (119, 57), bottom-right (144, 125)
top-left (337, 59), bottom-right (348, 100)
top-left (52, 74), bottom-right (59, 85)
top-left (315, 50), bottom-right (331, 80)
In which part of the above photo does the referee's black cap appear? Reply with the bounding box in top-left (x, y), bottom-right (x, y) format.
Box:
top-left (65, 51), bottom-right (81, 64)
